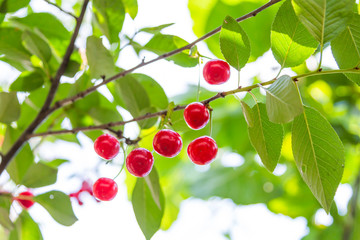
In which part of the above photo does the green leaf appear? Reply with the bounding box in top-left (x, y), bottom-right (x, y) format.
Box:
top-left (271, 0), bottom-right (318, 68)
top-left (0, 195), bottom-right (13, 230)
top-left (92, 0), bottom-right (125, 43)
top-left (0, 28), bottom-right (32, 69)
top-left (86, 36), bottom-right (116, 79)
top-left (240, 101), bottom-right (254, 127)
top-left (132, 168), bottom-right (165, 240)
top-left (190, 161), bottom-right (283, 205)
top-left (21, 162), bottom-right (57, 188)
top-left (144, 34), bottom-right (198, 67)
top-left (10, 71), bottom-right (45, 92)
top-left (264, 75), bottom-right (303, 123)
top-left (244, 103), bottom-right (284, 172)
top-left (189, 0), bottom-right (279, 61)
top-left (44, 159), bottom-right (69, 168)
top-left (0, 92), bottom-right (20, 124)
top-left (6, 144), bottom-right (34, 184)
top-left (122, 0), bottom-right (138, 19)
top-left (292, 106), bottom-right (345, 213)
top-left (64, 60), bottom-right (80, 78)
top-left (139, 23), bottom-right (174, 34)
top-left (331, 13), bottom-right (360, 85)
top-left (10, 13), bottom-right (70, 40)
top-left (132, 73), bottom-right (169, 109)
top-left (34, 191), bottom-right (78, 226)
top-left (292, 0), bottom-right (354, 47)
top-left (109, 75), bottom-right (151, 118)
top-left (0, 0), bottom-right (30, 13)
top-left (9, 211), bottom-right (43, 240)
top-left (22, 30), bottom-right (51, 63)
top-left (3, 127), bottom-right (34, 184)
top-left (220, 16), bottom-right (250, 71)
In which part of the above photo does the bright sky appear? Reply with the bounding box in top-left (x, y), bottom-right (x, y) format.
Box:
top-left (0, 0), bottom-right (354, 239)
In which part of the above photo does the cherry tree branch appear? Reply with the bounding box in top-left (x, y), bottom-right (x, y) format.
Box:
top-left (0, 0), bottom-right (90, 175)
top-left (44, 0), bottom-right (78, 20)
top-left (28, 67), bottom-right (360, 140)
top-left (48, 0), bottom-right (283, 114)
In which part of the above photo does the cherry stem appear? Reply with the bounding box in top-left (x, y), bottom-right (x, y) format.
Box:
top-left (196, 58), bottom-right (202, 102)
top-left (208, 106), bottom-right (214, 137)
top-left (113, 144), bottom-right (127, 180)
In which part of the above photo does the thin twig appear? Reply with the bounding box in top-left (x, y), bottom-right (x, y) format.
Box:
top-left (0, 0), bottom-right (90, 175)
top-left (44, 0), bottom-right (78, 20)
top-left (48, 0), bottom-right (283, 113)
top-left (27, 77), bottom-right (278, 138)
top-left (28, 66), bottom-right (360, 139)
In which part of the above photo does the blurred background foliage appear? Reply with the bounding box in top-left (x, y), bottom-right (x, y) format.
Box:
top-left (0, 0), bottom-right (359, 239)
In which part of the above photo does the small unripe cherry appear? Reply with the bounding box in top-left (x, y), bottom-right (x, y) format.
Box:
top-left (15, 191), bottom-right (35, 209)
top-left (126, 148), bottom-right (154, 177)
top-left (94, 134), bottom-right (120, 160)
top-left (153, 129), bottom-right (182, 158)
top-left (93, 178), bottom-right (118, 201)
top-left (187, 136), bottom-right (218, 165)
top-left (184, 102), bottom-right (210, 130)
top-left (203, 59), bottom-right (230, 85)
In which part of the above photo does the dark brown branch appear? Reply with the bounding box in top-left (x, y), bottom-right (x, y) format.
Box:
top-left (44, 0), bottom-right (78, 20)
top-left (0, 0), bottom-right (90, 175)
top-left (28, 79), bottom-right (276, 139)
top-left (48, 0), bottom-right (283, 113)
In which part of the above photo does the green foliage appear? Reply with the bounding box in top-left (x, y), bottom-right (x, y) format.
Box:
top-left (92, 0), bottom-right (125, 44)
top-left (331, 13), bottom-right (360, 85)
top-left (132, 168), bottom-right (165, 240)
top-left (144, 34), bottom-right (198, 67)
top-left (292, 106), bottom-right (345, 213)
top-left (292, 0), bottom-right (354, 47)
top-left (0, 0), bottom-right (359, 239)
top-left (34, 191), bottom-right (78, 226)
top-left (243, 102), bottom-right (284, 172)
top-left (220, 16), bottom-right (250, 71)
top-left (271, 0), bottom-right (317, 68)
top-left (10, 70), bottom-right (45, 92)
top-left (139, 23), bottom-right (174, 34)
top-left (21, 162), bottom-right (57, 188)
top-left (0, 195), bottom-right (13, 230)
top-left (264, 75), bottom-right (303, 123)
top-left (9, 211), bottom-right (43, 240)
top-left (10, 13), bottom-right (70, 40)
top-left (0, 0), bottom-right (30, 13)
top-left (0, 92), bottom-right (20, 124)
top-left (86, 36), bottom-right (116, 79)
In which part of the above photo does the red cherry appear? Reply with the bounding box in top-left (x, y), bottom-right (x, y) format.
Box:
top-left (203, 59), bottom-right (230, 85)
top-left (93, 178), bottom-right (118, 201)
top-left (184, 102), bottom-right (210, 130)
top-left (94, 134), bottom-right (120, 160)
top-left (126, 148), bottom-right (154, 177)
top-left (15, 191), bottom-right (35, 209)
top-left (187, 136), bottom-right (218, 165)
top-left (153, 129), bottom-right (183, 158)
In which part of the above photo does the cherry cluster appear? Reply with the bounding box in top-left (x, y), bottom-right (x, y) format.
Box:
top-left (92, 59), bottom-right (230, 202)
